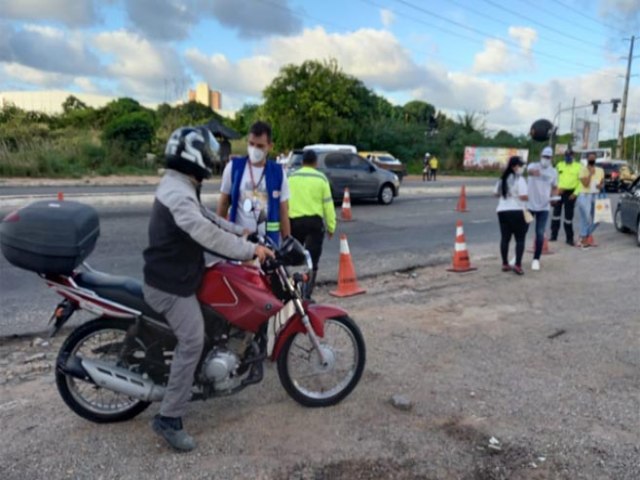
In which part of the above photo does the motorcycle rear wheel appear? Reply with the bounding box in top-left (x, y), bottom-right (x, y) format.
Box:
top-left (277, 316), bottom-right (365, 407)
top-left (56, 317), bottom-right (151, 423)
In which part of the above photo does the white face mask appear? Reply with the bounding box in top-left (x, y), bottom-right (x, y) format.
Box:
top-left (540, 158), bottom-right (551, 168)
top-left (248, 145), bottom-right (266, 164)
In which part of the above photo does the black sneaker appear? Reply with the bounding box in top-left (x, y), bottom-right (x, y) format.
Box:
top-left (566, 240), bottom-right (575, 247)
top-left (152, 415), bottom-right (196, 452)
top-left (549, 236), bottom-right (558, 242)
top-left (512, 265), bottom-right (524, 275)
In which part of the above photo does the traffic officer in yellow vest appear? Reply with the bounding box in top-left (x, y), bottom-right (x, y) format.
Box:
top-left (288, 150), bottom-right (336, 299)
top-left (550, 147), bottom-right (582, 245)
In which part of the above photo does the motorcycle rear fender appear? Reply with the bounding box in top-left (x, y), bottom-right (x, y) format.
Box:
top-left (270, 303), bottom-right (348, 360)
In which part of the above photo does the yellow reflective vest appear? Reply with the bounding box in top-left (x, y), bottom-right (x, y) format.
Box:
top-left (555, 161), bottom-right (581, 191)
top-left (288, 166), bottom-right (336, 233)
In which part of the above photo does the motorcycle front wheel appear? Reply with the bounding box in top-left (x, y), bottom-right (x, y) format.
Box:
top-left (277, 316), bottom-right (365, 407)
top-left (56, 317), bottom-right (151, 423)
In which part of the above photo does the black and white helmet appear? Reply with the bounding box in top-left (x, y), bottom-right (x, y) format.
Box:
top-left (165, 126), bottom-right (220, 180)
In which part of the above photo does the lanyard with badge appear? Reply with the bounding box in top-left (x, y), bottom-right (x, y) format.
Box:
top-left (242, 162), bottom-right (266, 221)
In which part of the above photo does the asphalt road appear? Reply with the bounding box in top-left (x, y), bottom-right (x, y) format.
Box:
top-left (0, 176), bottom-right (495, 197)
top-left (0, 191), bottom-right (623, 337)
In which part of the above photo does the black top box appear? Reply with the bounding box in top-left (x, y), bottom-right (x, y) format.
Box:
top-left (1, 200), bottom-right (100, 274)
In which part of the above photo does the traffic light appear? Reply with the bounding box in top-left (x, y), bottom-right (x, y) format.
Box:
top-left (591, 100), bottom-right (601, 114)
top-left (611, 98), bottom-right (621, 113)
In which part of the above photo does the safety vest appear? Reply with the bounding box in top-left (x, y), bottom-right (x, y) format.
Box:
top-left (229, 157), bottom-right (283, 245)
top-left (288, 166), bottom-right (336, 233)
top-left (555, 161), bottom-right (581, 191)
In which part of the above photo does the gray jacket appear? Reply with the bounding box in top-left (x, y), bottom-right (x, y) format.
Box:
top-left (143, 169), bottom-right (256, 296)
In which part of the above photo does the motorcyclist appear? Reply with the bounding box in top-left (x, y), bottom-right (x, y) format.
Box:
top-left (142, 126), bottom-right (273, 451)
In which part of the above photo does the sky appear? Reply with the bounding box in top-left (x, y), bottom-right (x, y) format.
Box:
top-left (0, 0), bottom-right (639, 139)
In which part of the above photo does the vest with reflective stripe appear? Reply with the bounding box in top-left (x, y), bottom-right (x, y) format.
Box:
top-left (229, 157), bottom-right (283, 245)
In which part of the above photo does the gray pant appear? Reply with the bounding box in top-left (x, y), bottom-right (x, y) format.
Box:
top-left (143, 284), bottom-right (204, 418)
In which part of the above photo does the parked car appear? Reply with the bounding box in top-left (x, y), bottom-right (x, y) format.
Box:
top-left (614, 176), bottom-right (640, 246)
top-left (598, 160), bottom-right (638, 192)
top-left (359, 151), bottom-right (407, 182)
top-left (287, 148), bottom-right (400, 205)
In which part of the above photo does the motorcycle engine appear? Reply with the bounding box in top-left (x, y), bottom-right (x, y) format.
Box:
top-left (201, 348), bottom-right (240, 391)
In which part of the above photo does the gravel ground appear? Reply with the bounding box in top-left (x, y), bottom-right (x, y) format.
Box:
top-left (0, 228), bottom-right (638, 479)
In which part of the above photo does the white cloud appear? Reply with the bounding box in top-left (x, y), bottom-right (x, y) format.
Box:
top-left (473, 26), bottom-right (537, 74)
top-left (187, 27), bottom-right (426, 97)
top-left (0, 0), bottom-right (98, 27)
top-left (2, 63), bottom-right (73, 88)
top-left (93, 30), bottom-right (189, 101)
top-left (2, 24), bottom-right (102, 76)
top-left (473, 39), bottom-right (511, 74)
top-left (123, 0), bottom-right (198, 41)
top-left (380, 9), bottom-right (396, 28)
top-left (599, 0), bottom-right (640, 33)
top-left (508, 26), bottom-right (537, 53)
top-left (600, 0), bottom-right (640, 15)
top-left (203, 0), bottom-right (302, 38)
top-left (185, 50), bottom-right (279, 96)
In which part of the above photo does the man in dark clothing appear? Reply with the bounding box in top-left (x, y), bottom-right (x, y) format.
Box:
top-left (143, 126), bottom-right (272, 451)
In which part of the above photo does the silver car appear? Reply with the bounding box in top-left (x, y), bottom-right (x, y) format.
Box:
top-left (287, 149), bottom-right (400, 205)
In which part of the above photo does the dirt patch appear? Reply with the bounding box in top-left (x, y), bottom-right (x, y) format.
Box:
top-left (0, 234), bottom-right (639, 479)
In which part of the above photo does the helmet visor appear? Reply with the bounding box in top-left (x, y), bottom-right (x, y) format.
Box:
top-left (199, 127), bottom-right (220, 169)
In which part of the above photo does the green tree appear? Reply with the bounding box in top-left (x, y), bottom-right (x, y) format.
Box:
top-left (262, 59), bottom-right (379, 150)
top-left (62, 95), bottom-right (88, 114)
top-left (103, 111), bottom-right (156, 160)
top-left (402, 100), bottom-right (435, 124)
top-left (231, 103), bottom-right (261, 135)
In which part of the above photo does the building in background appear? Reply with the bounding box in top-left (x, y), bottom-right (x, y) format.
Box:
top-left (187, 83), bottom-right (222, 111)
top-left (0, 90), bottom-right (119, 114)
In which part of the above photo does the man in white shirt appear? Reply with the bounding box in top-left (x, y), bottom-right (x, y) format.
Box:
top-left (217, 121), bottom-right (291, 244)
top-left (527, 146), bottom-right (558, 271)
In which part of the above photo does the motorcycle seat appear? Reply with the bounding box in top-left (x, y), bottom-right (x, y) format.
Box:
top-left (74, 271), bottom-right (165, 322)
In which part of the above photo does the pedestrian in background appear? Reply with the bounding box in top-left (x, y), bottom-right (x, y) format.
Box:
top-left (423, 153), bottom-right (431, 182)
top-left (550, 147), bottom-right (581, 245)
top-left (495, 156), bottom-right (529, 275)
top-left (288, 150), bottom-right (336, 299)
top-left (527, 146), bottom-right (558, 271)
top-left (576, 151), bottom-right (604, 248)
top-left (428, 154), bottom-right (439, 181)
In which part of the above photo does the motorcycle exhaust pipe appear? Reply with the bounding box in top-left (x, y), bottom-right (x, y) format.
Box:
top-left (80, 358), bottom-right (165, 402)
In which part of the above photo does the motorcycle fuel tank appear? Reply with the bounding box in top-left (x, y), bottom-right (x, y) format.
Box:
top-left (197, 262), bottom-right (284, 332)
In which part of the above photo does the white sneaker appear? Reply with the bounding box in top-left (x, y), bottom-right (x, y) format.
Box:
top-left (531, 259), bottom-right (540, 271)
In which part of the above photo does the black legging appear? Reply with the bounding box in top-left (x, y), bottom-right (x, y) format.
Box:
top-left (498, 210), bottom-right (529, 267)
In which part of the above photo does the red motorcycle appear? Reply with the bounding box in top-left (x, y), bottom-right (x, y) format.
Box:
top-left (0, 201), bottom-right (366, 423)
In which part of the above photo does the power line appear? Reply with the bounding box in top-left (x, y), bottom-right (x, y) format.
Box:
top-left (551, 0), bottom-right (620, 31)
top-left (445, 0), bottom-right (604, 56)
top-left (480, 0), bottom-right (603, 50)
top-left (388, 0), bottom-right (617, 74)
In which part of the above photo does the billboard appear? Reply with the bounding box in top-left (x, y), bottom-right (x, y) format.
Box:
top-left (573, 119), bottom-right (599, 150)
top-left (463, 147), bottom-right (530, 170)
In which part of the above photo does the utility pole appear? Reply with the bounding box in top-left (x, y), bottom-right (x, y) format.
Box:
top-left (617, 35), bottom-right (635, 159)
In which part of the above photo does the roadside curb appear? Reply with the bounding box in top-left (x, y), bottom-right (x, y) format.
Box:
top-left (0, 186), bottom-right (495, 209)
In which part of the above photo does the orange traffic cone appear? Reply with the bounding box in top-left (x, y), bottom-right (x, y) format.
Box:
top-left (447, 220), bottom-right (477, 273)
top-left (330, 235), bottom-right (366, 298)
top-left (528, 235), bottom-right (554, 254)
top-left (341, 188), bottom-right (353, 221)
top-left (57, 191), bottom-right (64, 201)
top-left (455, 185), bottom-right (468, 212)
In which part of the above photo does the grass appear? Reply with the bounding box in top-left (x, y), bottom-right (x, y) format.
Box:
top-left (0, 135), bottom-right (158, 178)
